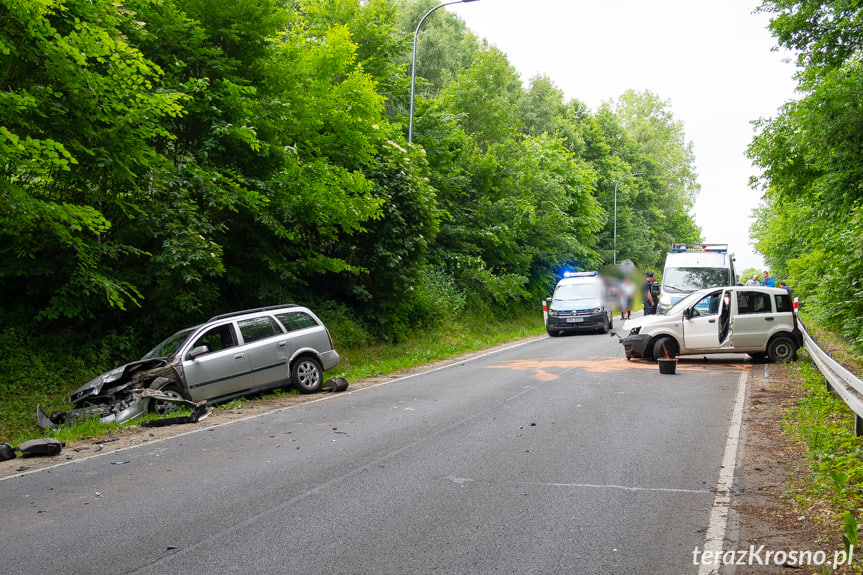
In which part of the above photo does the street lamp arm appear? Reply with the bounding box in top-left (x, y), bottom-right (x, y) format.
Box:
top-left (408, 0), bottom-right (481, 143)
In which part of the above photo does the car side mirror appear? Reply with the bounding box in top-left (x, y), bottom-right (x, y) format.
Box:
top-left (683, 308), bottom-right (692, 320)
top-left (546, 297), bottom-right (552, 304)
top-left (188, 345), bottom-right (209, 360)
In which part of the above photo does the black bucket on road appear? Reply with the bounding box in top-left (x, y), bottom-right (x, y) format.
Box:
top-left (658, 358), bottom-right (678, 375)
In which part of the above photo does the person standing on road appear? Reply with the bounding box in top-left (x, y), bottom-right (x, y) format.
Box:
top-left (745, 274), bottom-right (760, 286)
top-left (620, 276), bottom-right (636, 319)
top-left (761, 270), bottom-right (775, 287)
top-left (643, 272), bottom-right (657, 315)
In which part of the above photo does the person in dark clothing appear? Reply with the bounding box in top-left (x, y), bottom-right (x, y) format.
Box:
top-left (643, 272), bottom-right (658, 315)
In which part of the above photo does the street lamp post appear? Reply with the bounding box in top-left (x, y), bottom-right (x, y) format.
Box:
top-left (613, 172), bottom-right (644, 266)
top-left (408, 0), bottom-right (481, 143)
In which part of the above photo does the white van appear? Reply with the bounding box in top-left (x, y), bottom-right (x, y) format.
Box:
top-left (657, 244), bottom-right (735, 313)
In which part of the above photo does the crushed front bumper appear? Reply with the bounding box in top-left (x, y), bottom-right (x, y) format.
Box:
top-left (622, 334), bottom-right (652, 359)
top-left (37, 389), bottom-right (199, 430)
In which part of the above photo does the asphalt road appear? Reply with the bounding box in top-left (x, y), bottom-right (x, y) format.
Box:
top-left (0, 328), bottom-right (747, 574)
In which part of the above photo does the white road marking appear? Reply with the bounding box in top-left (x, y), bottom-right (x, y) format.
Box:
top-left (697, 371), bottom-right (747, 575)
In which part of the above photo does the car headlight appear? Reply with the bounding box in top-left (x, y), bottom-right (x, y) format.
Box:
top-left (592, 307), bottom-right (602, 313)
top-left (659, 293), bottom-right (673, 306)
top-left (629, 326), bottom-right (641, 336)
top-left (548, 309), bottom-right (558, 316)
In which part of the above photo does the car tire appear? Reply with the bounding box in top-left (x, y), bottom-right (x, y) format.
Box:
top-left (599, 314), bottom-right (610, 334)
top-left (292, 356), bottom-right (324, 394)
top-left (149, 383), bottom-right (184, 417)
top-left (767, 336), bottom-right (797, 363)
top-left (652, 337), bottom-right (678, 361)
top-left (547, 328), bottom-right (560, 337)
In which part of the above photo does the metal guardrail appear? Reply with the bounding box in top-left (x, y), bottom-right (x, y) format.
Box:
top-left (800, 322), bottom-right (863, 436)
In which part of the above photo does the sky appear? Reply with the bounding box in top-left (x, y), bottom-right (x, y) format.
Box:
top-left (445, 0), bottom-right (799, 273)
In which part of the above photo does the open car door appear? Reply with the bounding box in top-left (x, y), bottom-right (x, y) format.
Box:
top-left (682, 290), bottom-right (722, 350)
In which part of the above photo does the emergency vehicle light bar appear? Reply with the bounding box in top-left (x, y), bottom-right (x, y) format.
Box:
top-left (563, 271), bottom-right (599, 278)
top-left (670, 243), bottom-right (728, 253)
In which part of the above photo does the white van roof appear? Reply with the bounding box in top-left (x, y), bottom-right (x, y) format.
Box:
top-left (664, 251), bottom-right (731, 267)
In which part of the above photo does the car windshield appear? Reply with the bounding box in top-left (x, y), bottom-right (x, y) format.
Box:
top-left (663, 267), bottom-right (730, 292)
top-left (554, 283), bottom-right (603, 300)
top-left (140, 328), bottom-right (195, 360)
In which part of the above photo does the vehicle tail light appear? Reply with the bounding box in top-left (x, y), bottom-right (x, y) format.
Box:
top-left (792, 296), bottom-right (799, 329)
top-left (325, 328), bottom-right (335, 350)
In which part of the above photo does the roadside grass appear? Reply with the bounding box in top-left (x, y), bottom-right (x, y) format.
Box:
top-left (0, 309), bottom-right (545, 447)
top-left (330, 312), bottom-right (546, 381)
top-left (781, 340), bottom-right (863, 567)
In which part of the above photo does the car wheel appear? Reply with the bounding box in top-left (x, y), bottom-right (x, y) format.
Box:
top-left (652, 337), bottom-right (678, 361)
top-left (547, 328), bottom-right (560, 337)
top-left (293, 356), bottom-right (324, 394)
top-left (149, 383), bottom-right (184, 416)
top-left (601, 314), bottom-right (610, 334)
top-left (767, 336), bottom-right (797, 363)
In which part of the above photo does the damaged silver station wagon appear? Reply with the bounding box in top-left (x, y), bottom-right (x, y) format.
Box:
top-left (38, 304), bottom-right (340, 429)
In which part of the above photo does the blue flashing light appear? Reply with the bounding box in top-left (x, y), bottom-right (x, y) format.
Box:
top-left (563, 271), bottom-right (599, 278)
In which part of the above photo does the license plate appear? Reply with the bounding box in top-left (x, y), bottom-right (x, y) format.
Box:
top-left (566, 317), bottom-right (584, 323)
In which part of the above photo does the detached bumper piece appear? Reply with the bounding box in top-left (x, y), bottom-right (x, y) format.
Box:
top-left (142, 402), bottom-right (211, 427)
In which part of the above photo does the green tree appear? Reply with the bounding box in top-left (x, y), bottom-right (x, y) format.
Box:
top-left (600, 90), bottom-right (701, 266)
top-left (748, 51), bottom-right (863, 348)
top-left (438, 47), bottom-right (523, 149)
top-left (757, 0), bottom-right (863, 79)
top-left (0, 0), bottom-right (185, 326)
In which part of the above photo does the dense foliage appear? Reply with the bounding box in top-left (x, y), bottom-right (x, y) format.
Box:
top-left (0, 0), bottom-right (701, 359)
top-left (750, 0), bottom-right (863, 352)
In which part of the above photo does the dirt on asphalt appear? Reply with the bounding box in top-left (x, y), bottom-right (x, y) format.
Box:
top-left (0, 344), bottom-right (856, 573)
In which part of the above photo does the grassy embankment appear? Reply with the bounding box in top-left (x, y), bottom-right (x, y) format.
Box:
top-left (0, 309), bottom-right (547, 447)
top-left (777, 324), bottom-right (863, 567)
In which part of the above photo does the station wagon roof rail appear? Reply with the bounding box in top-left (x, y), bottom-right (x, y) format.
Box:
top-left (207, 304), bottom-right (298, 322)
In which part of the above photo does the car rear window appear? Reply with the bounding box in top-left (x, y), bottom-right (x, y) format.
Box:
top-left (737, 291), bottom-right (773, 315)
top-left (774, 293), bottom-right (792, 312)
top-left (238, 316), bottom-right (281, 343)
top-left (275, 311), bottom-right (318, 331)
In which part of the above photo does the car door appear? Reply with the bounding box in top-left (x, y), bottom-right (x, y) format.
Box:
top-left (237, 315), bottom-right (293, 388)
top-left (682, 290), bottom-right (723, 351)
top-left (732, 290), bottom-right (775, 350)
top-left (182, 322), bottom-right (254, 402)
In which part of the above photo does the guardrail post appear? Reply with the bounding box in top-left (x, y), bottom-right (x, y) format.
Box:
top-left (856, 415), bottom-right (863, 438)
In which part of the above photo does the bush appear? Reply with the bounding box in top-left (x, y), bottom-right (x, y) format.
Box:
top-left (312, 301), bottom-right (373, 350)
top-left (410, 267), bottom-right (466, 326)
